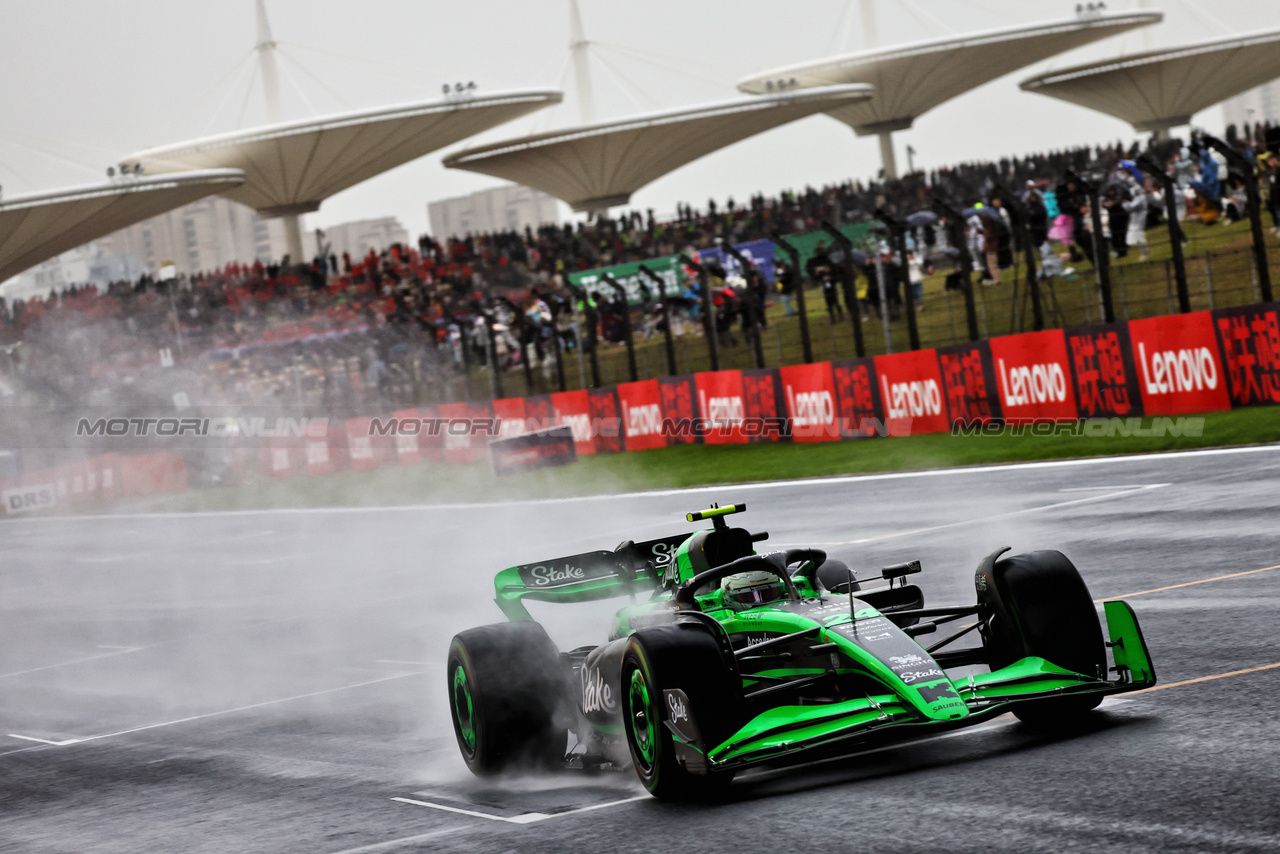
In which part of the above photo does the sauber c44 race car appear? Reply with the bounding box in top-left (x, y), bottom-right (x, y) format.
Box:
top-left (446, 504), bottom-right (1155, 800)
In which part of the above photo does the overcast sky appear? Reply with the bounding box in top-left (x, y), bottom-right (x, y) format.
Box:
top-left (2, 0), bottom-right (1277, 240)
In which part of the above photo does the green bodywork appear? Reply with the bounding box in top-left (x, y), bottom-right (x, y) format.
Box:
top-left (489, 507), bottom-right (1156, 772)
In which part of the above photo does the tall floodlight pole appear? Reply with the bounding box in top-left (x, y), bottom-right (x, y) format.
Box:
top-left (569, 0), bottom-right (595, 123)
top-left (255, 0), bottom-right (304, 264)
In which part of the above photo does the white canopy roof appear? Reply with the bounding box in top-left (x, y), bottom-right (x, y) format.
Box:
top-left (441, 85), bottom-right (875, 212)
top-left (736, 11), bottom-right (1161, 135)
top-left (0, 170), bottom-right (245, 284)
top-left (1020, 28), bottom-right (1280, 132)
top-left (122, 89), bottom-right (562, 217)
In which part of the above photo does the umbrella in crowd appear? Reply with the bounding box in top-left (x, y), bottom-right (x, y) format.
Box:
top-left (1117, 160), bottom-right (1146, 183)
top-left (906, 210), bottom-right (939, 227)
top-left (963, 206), bottom-right (1004, 222)
top-left (829, 246), bottom-right (869, 267)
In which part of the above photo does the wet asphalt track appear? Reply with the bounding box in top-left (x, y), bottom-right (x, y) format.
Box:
top-left (2, 445), bottom-right (1280, 853)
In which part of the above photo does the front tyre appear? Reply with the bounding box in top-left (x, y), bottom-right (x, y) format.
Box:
top-left (979, 550), bottom-right (1105, 729)
top-left (621, 623), bottom-right (741, 801)
top-left (447, 622), bottom-right (570, 776)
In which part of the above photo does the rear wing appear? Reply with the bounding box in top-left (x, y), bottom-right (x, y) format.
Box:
top-left (494, 533), bottom-right (688, 621)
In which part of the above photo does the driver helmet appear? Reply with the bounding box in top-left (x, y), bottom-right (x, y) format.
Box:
top-left (722, 570), bottom-right (784, 611)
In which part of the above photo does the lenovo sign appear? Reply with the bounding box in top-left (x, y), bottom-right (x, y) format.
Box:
top-left (873, 349), bottom-right (949, 436)
top-left (694, 370), bottom-right (749, 445)
top-left (989, 330), bottom-right (1079, 422)
top-left (617, 379), bottom-right (667, 451)
top-left (1128, 312), bottom-right (1231, 415)
top-left (780, 362), bottom-right (839, 442)
top-left (552, 390), bottom-right (597, 455)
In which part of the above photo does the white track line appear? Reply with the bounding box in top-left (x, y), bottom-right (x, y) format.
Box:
top-left (4, 670), bottom-right (427, 750)
top-left (4, 443), bottom-right (1277, 523)
top-left (390, 794), bottom-right (648, 824)
top-left (6, 734), bottom-right (81, 746)
top-left (811, 484), bottom-right (1168, 546)
top-left (0, 646), bottom-right (144, 680)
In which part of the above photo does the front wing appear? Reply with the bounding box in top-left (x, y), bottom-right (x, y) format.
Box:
top-left (676, 600), bottom-right (1155, 772)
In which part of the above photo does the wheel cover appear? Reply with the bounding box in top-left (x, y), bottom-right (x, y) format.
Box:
top-left (628, 668), bottom-right (656, 772)
top-left (452, 664), bottom-right (476, 754)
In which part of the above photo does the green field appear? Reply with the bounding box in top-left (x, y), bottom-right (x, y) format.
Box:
top-left (111, 405), bottom-right (1280, 514)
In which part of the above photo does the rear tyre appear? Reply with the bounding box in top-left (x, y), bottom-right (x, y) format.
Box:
top-left (621, 623), bottom-right (741, 801)
top-left (447, 622), bottom-right (570, 776)
top-left (980, 550), bottom-right (1105, 729)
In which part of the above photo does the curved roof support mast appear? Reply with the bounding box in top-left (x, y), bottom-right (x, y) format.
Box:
top-left (256, 0), bottom-right (304, 262)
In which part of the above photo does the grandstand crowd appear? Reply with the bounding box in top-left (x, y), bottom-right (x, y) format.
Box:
top-left (2, 122), bottom-right (1278, 421)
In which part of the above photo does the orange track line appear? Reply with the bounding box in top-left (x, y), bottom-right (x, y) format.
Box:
top-left (1129, 662), bottom-right (1280, 695)
top-left (1099, 564), bottom-right (1280, 602)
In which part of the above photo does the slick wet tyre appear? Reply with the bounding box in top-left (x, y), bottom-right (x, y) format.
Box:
top-left (982, 550), bottom-right (1105, 728)
top-left (621, 622), bottom-right (742, 801)
top-left (447, 622), bottom-right (570, 775)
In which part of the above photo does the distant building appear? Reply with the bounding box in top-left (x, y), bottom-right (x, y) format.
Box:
top-left (1, 207), bottom-right (413, 301)
top-left (428, 184), bottom-right (562, 239)
top-left (1222, 80), bottom-right (1280, 131)
top-left (316, 217), bottom-right (409, 261)
top-left (98, 196), bottom-right (315, 276)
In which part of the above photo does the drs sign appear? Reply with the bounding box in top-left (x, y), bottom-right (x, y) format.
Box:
top-left (4, 483), bottom-right (57, 514)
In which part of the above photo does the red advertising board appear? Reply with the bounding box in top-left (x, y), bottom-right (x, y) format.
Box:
top-left (989, 330), bottom-right (1079, 423)
top-left (551, 390), bottom-right (596, 455)
top-left (1212, 302), bottom-right (1280, 407)
top-left (694, 370), bottom-right (749, 444)
top-left (743, 369), bottom-right (787, 443)
top-left (304, 432), bottom-right (332, 474)
top-left (1128, 312), bottom-right (1231, 415)
top-left (779, 362), bottom-right (839, 442)
top-left (435, 403), bottom-right (475, 463)
top-left (937, 342), bottom-right (1001, 426)
top-left (589, 389), bottom-right (623, 453)
top-left (391, 407), bottom-right (424, 466)
top-left (524, 395), bottom-right (554, 433)
top-left (1065, 324), bottom-right (1142, 418)
top-left (261, 436), bottom-right (304, 478)
top-left (492, 398), bottom-right (529, 440)
top-left (617, 379), bottom-right (666, 451)
top-left (832, 358), bottom-right (883, 438)
top-left (658, 376), bottom-right (699, 445)
top-left (345, 417), bottom-right (382, 471)
top-left (873, 349), bottom-right (949, 436)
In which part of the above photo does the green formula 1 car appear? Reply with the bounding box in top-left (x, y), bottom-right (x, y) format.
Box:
top-left (447, 503), bottom-right (1155, 800)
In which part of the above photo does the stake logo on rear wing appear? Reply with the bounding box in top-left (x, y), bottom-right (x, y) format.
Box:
top-left (494, 534), bottom-right (690, 620)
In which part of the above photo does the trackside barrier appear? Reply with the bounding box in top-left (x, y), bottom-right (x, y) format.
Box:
top-left (217, 300), bottom-right (1280, 480)
top-left (1, 451), bottom-right (185, 514)
top-left (4, 304), bottom-right (1277, 512)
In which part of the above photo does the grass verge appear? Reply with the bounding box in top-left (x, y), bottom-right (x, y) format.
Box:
top-left (105, 406), bottom-right (1280, 514)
